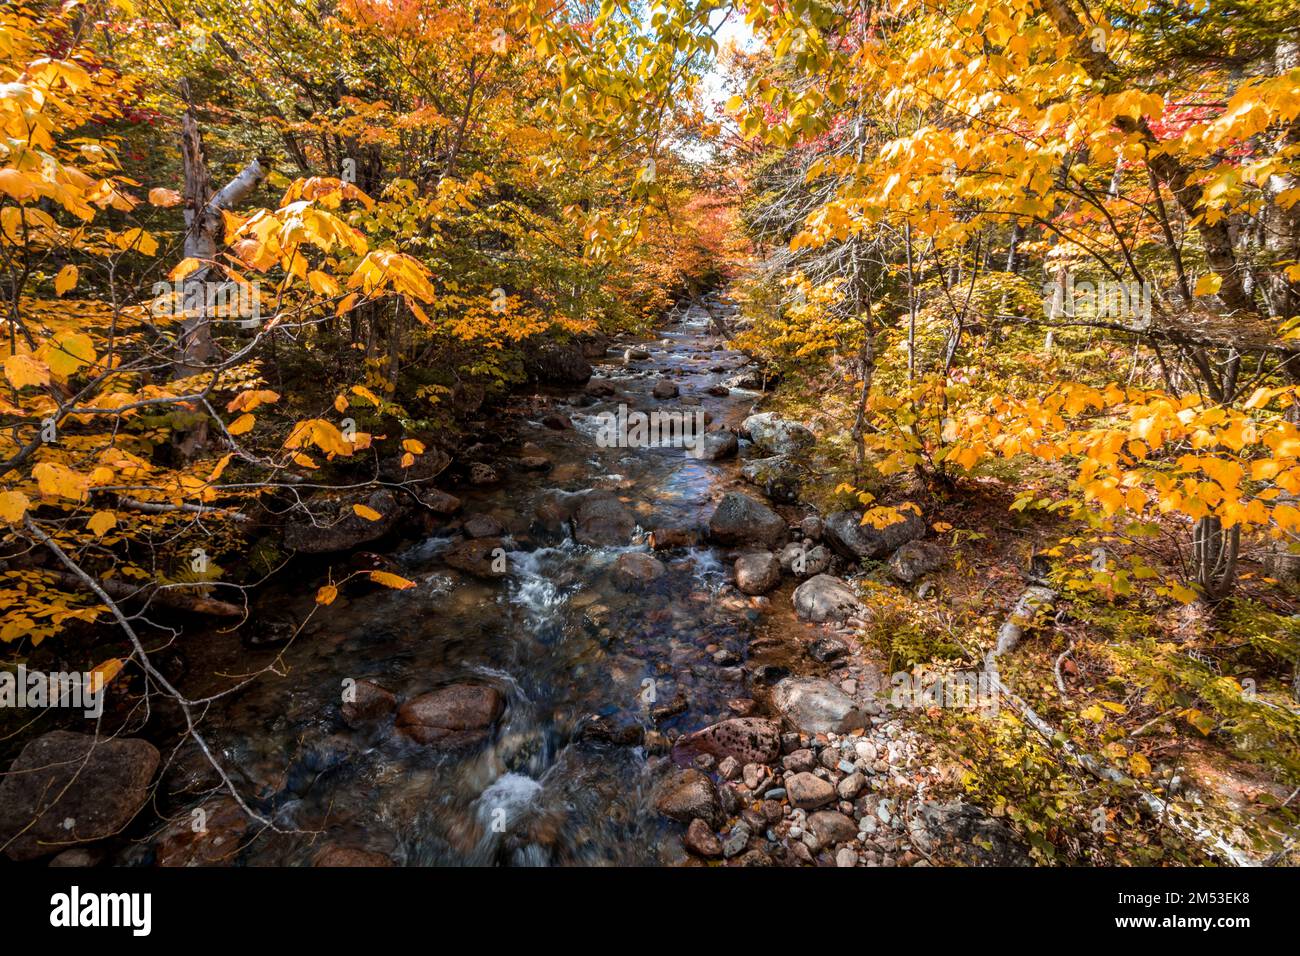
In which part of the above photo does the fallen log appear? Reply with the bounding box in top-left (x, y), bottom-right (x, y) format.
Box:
top-left (47, 571), bottom-right (244, 618)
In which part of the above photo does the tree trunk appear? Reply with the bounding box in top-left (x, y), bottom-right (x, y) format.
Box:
top-left (176, 100), bottom-right (269, 378)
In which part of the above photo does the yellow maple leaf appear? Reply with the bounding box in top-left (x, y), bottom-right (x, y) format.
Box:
top-left (54, 264), bottom-right (77, 296)
top-left (369, 570), bottom-right (415, 590)
top-left (0, 490), bottom-right (30, 524)
top-left (353, 503), bottom-right (382, 521)
top-left (86, 510), bottom-right (117, 536)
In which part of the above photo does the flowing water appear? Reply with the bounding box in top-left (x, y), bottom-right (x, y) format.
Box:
top-left (179, 299), bottom-right (802, 866)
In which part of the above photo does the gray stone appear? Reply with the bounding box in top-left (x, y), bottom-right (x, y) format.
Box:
top-left (773, 677), bottom-right (869, 735)
top-left (707, 492), bottom-right (787, 548)
top-left (741, 412), bottom-right (815, 455)
top-left (824, 508), bottom-right (926, 562)
top-left (735, 552), bottom-right (782, 595)
top-left (792, 574), bottom-right (862, 623)
top-left (889, 539), bottom-right (944, 584)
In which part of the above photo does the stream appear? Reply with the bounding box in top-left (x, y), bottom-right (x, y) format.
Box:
top-left (173, 297), bottom-right (815, 866)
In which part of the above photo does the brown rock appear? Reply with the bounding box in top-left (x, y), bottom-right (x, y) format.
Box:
top-left (396, 684), bottom-right (504, 747)
top-left (0, 731), bottom-right (159, 861)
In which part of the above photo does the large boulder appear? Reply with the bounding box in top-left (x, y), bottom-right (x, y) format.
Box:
top-left (697, 430), bottom-right (738, 461)
top-left (707, 492), bottom-right (786, 548)
top-left (741, 413), bottom-right (815, 456)
top-left (396, 684), bottom-right (505, 747)
top-left (735, 552), bottom-right (781, 595)
top-left (0, 731), bottom-right (159, 861)
top-left (653, 768), bottom-right (720, 827)
top-left (573, 492), bottom-right (637, 546)
top-left (917, 801), bottom-right (1032, 866)
top-left (823, 508), bottom-right (926, 562)
top-left (283, 487), bottom-right (406, 554)
top-left (773, 677), bottom-right (868, 735)
top-left (740, 455), bottom-right (802, 503)
top-left (676, 718), bottom-right (781, 764)
top-left (535, 489), bottom-right (585, 535)
top-left (792, 574), bottom-right (862, 623)
top-left (889, 539), bottom-right (945, 584)
top-left (522, 338), bottom-right (592, 386)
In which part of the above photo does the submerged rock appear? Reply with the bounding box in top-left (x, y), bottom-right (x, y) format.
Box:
top-left (573, 492), bottom-right (637, 546)
top-left (396, 684), bottom-right (505, 748)
top-left (443, 537), bottom-right (508, 578)
top-left (612, 552), bottom-right (666, 589)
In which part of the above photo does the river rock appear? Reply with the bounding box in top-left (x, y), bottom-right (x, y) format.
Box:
top-left (707, 492), bottom-right (786, 548)
top-left (786, 772), bottom-right (836, 810)
top-left (313, 845), bottom-right (395, 867)
top-left (889, 539), bottom-right (944, 583)
top-left (918, 800), bottom-right (1031, 865)
top-left (649, 526), bottom-right (700, 550)
top-left (463, 513), bottom-right (505, 538)
top-left (653, 768), bottom-right (719, 827)
top-left (283, 487), bottom-right (405, 553)
top-left (443, 537), bottom-right (508, 578)
top-left (535, 489), bottom-right (584, 534)
top-left (612, 552), bottom-right (665, 589)
top-left (779, 542), bottom-right (831, 577)
top-left (734, 552), bottom-right (781, 595)
top-left (416, 488), bottom-right (462, 515)
top-left (698, 429), bottom-right (738, 461)
top-left (773, 677), bottom-right (868, 735)
top-left (741, 412), bottom-right (815, 455)
top-left (153, 795), bottom-right (251, 866)
top-left (0, 731), bottom-right (159, 861)
top-left (652, 378), bottom-right (679, 399)
top-left (683, 818), bottom-right (722, 858)
top-left (341, 679), bottom-right (397, 728)
top-left (823, 508), bottom-right (926, 561)
top-left (468, 462), bottom-right (499, 486)
top-left (792, 574), bottom-right (862, 623)
top-left (740, 455), bottom-right (802, 503)
top-left (585, 378), bottom-right (617, 397)
top-left (396, 684), bottom-right (504, 747)
top-left (807, 810), bottom-right (858, 845)
top-left (573, 492), bottom-right (637, 546)
top-left (677, 717), bottom-right (781, 764)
